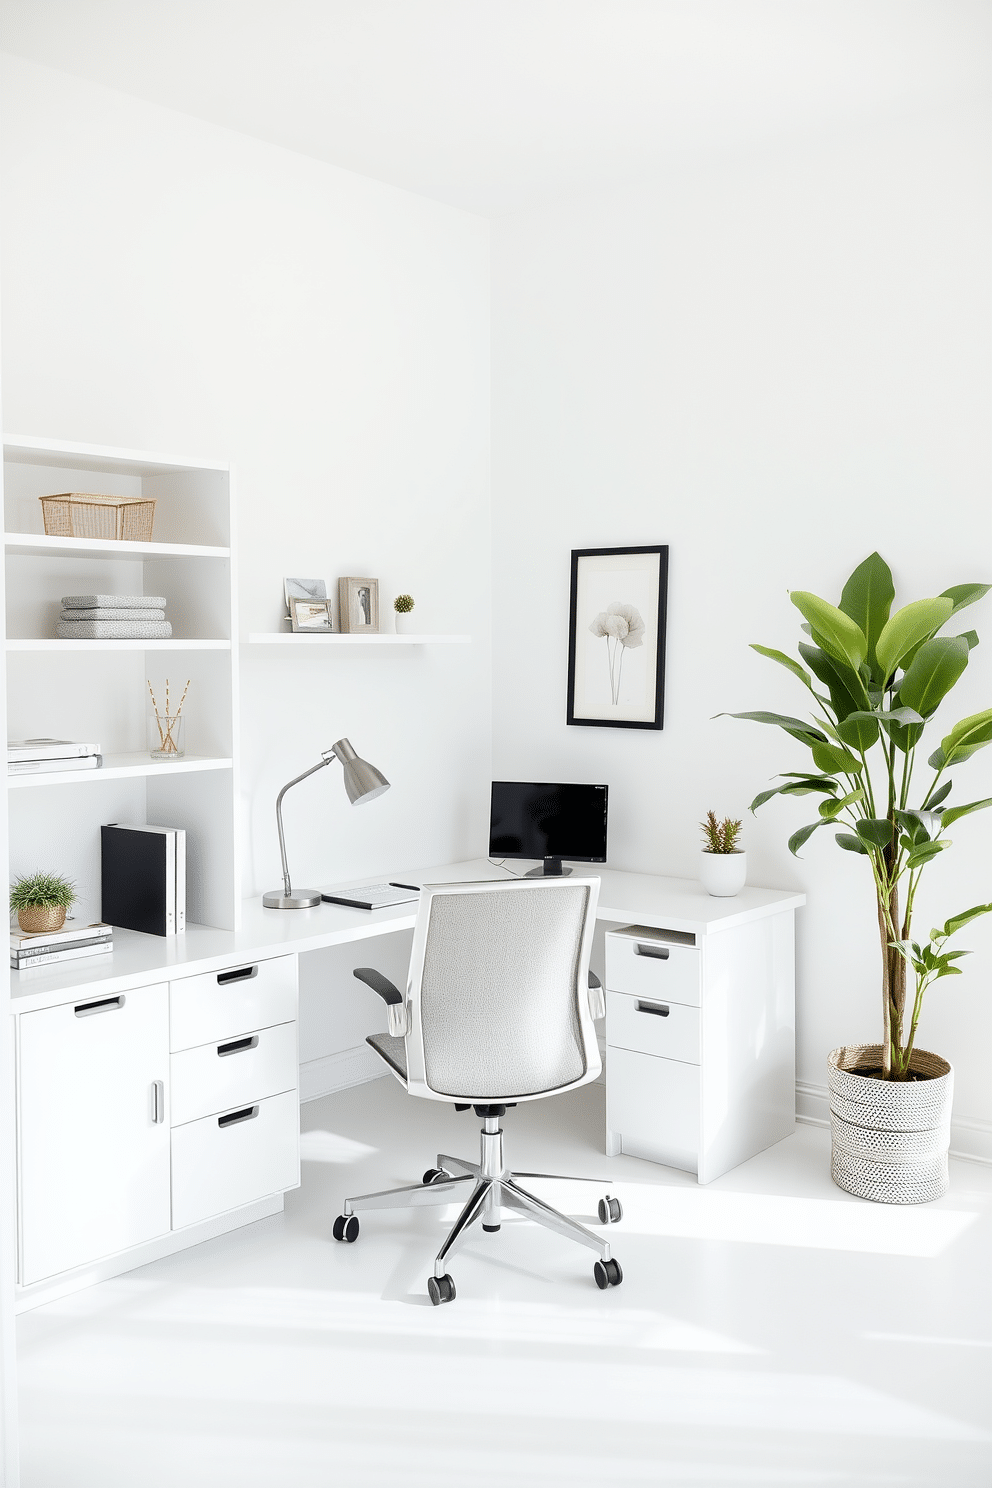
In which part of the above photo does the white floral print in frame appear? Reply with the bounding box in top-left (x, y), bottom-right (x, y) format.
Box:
top-left (567, 546), bottom-right (668, 729)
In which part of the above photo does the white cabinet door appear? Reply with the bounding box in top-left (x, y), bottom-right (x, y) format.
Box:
top-left (18, 983), bottom-right (172, 1285)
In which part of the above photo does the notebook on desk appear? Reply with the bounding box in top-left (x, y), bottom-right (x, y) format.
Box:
top-left (321, 882), bottom-right (421, 911)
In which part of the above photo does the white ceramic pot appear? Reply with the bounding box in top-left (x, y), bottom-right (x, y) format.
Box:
top-left (827, 1044), bottom-right (953, 1204)
top-left (698, 850), bottom-right (746, 897)
top-left (394, 612), bottom-right (413, 635)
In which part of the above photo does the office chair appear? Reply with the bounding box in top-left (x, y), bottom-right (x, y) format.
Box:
top-left (332, 876), bottom-right (624, 1305)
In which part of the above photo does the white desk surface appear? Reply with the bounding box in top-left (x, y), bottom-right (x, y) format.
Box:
top-left (7, 859), bottom-right (805, 1014)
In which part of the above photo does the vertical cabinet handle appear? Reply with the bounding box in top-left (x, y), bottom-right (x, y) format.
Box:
top-left (151, 1080), bottom-right (165, 1124)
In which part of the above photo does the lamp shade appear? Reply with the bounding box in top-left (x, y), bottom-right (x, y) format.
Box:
top-left (332, 737), bottom-right (390, 804)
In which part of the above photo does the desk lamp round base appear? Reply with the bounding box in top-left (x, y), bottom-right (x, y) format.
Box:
top-left (263, 888), bottom-right (323, 909)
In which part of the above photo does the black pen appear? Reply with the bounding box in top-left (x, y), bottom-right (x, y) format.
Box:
top-left (389, 882), bottom-right (421, 892)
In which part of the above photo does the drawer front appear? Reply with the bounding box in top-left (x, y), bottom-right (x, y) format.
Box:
top-left (170, 954), bottom-right (297, 1051)
top-left (605, 1046), bottom-right (699, 1173)
top-left (606, 989), bottom-right (700, 1064)
top-left (170, 1020), bottom-right (298, 1126)
top-left (605, 933), bottom-right (700, 1007)
top-left (171, 1089), bottom-right (300, 1229)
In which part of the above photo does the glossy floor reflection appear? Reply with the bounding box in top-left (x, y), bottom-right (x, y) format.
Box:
top-left (17, 1077), bottom-right (992, 1487)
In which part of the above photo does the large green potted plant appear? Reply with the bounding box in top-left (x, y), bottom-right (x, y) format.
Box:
top-left (729, 552), bottom-right (991, 1203)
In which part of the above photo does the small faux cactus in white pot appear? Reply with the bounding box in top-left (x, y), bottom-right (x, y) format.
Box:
top-left (698, 811), bottom-right (746, 897)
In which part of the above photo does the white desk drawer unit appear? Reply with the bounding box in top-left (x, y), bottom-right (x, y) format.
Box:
top-left (605, 915), bottom-right (796, 1184)
top-left (172, 1089), bottom-right (300, 1230)
top-left (169, 953), bottom-right (300, 1228)
top-left (170, 1019), bottom-right (299, 1125)
top-left (170, 954), bottom-right (298, 1051)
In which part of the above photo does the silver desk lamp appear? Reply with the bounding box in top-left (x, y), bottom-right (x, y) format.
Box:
top-left (263, 738), bottom-right (390, 909)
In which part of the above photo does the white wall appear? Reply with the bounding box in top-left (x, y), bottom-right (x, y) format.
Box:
top-left (492, 101), bottom-right (992, 1135)
top-left (0, 51), bottom-right (491, 1071)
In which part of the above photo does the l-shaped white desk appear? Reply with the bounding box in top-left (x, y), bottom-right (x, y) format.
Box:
top-left (8, 859), bottom-right (804, 1311)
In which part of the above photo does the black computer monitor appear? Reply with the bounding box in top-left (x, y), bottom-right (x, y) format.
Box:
top-left (489, 781), bottom-right (608, 877)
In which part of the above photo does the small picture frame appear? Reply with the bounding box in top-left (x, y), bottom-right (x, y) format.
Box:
top-left (339, 577), bottom-right (379, 634)
top-left (290, 597), bottom-right (334, 633)
top-left (566, 545), bottom-right (668, 730)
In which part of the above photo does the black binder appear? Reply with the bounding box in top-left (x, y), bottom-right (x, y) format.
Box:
top-left (101, 823), bottom-right (184, 937)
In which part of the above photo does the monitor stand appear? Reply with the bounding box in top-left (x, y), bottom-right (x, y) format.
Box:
top-left (525, 857), bottom-right (573, 877)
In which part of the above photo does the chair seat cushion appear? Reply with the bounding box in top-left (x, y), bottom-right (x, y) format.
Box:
top-left (367, 1032), bottom-right (407, 1079)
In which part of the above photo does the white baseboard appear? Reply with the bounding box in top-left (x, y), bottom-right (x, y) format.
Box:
top-left (795, 1080), bottom-right (992, 1165)
top-left (300, 1046), bottom-right (388, 1102)
top-left (16, 1193), bottom-right (284, 1313)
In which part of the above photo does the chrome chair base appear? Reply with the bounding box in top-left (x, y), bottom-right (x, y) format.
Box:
top-left (337, 1114), bottom-right (623, 1293)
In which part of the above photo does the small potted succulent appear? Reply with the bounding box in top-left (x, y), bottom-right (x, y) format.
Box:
top-left (393, 593), bottom-right (415, 635)
top-left (10, 871), bottom-right (77, 934)
top-left (698, 812), bottom-right (746, 896)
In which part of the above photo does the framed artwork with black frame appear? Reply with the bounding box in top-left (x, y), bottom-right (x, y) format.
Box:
top-left (566, 545), bottom-right (668, 729)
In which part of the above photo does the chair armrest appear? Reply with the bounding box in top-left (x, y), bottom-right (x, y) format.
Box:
top-left (353, 967), bottom-right (402, 1004)
top-left (587, 970), bottom-right (605, 1021)
top-left (354, 967), bottom-right (408, 1037)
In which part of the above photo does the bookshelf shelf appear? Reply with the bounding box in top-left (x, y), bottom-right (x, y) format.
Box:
top-left (6, 639), bottom-right (231, 653)
top-left (8, 755), bottom-right (234, 789)
top-left (4, 533), bottom-right (230, 561)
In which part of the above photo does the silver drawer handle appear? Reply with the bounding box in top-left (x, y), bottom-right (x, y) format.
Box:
top-left (217, 964), bottom-right (258, 985)
top-left (75, 994), bottom-right (125, 1017)
top-left (217, 1035), bottom-right (259, 1058)
top-left (633, 944), bottom-right (670, 960)
top-left (636, 1000), bottom-right (670, 1017)
top-left (151, 1080), bottom-right (165, 1123)
top-left (218, 1105), bottom-right (258, 1129)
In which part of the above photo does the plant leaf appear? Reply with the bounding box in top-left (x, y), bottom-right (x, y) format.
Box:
top-left (939, 797), bottom-right (992, 828)
top-left (897, 637), bottom-right (970, 719)
top-left (811, 741), bottom-right (863, 775)
top-left (834, 711), bottom-right (881, 751)
top-left (928, 779), bottom-right (953, 808)
top-left (941, 709), bottom-right (992, 765)
top-left (788, 821), bottom-right (827, 856)
top-left (958, 630), bottom-right (980, 651)
top-left (938, 903), bottom-right (992, 938)
top-left (939, 582), bottom-right (991, 617)
top-left (819, 788), bottom-right (865, 820)
top-left (719, 711), bottom-right (828, 747)
top-left (905, 840), bottom-right (948, 869)
top-left (856, 818), bottom-right (893, 850)
top-left (875, 597), bottom-right (955, 682)
top-left (895, 809), bottom-right (930, 845)
top-left (928, 746), bottom-right (946, 770)
top-left (790, 592), bottom-right (867, 671)
top-left (835, 832), bottom-right (869, 854)
top-left (839, 552), bottom-right (894, 679)
top-left (749, 644), bottom-right (813, 689)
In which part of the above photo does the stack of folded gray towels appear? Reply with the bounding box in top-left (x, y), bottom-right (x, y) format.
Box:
top-left (56, 594), bottom-right (172, 639)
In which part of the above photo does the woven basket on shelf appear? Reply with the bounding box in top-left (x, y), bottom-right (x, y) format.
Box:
top-left (827, 1043), bottom-right (953, 1205)
top-left (39, 492), bottom-right (156, 542)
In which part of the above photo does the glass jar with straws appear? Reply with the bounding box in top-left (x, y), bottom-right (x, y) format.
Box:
top-left (147, 678), bottom-right (190, 760)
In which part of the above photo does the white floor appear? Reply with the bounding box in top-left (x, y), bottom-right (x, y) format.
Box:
top-left (16, 1077), bottom-right (992, 1488)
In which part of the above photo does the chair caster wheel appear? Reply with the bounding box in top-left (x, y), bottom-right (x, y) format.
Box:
top-left (428, 1273), bottom-right (456, 1306)
top-left (594, 1258), bottom-right (623, 1290)
top-left (332, 1214), bottom-right (359, 1243)
top-left (422, 1167), bottom-right (450, 1185)
top-left (598, 1194), bottom-right (623, 1224)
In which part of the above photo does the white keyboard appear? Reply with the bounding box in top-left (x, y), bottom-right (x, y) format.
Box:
top-left (320, 882), bottom-right (420, 910)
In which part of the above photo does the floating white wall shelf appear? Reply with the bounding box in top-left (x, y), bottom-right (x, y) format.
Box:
top-left (246, 633), bottom-right (471, 646)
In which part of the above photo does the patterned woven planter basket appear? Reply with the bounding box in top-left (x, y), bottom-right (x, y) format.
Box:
top-left (827, 1044), bottom-right (953, 1204)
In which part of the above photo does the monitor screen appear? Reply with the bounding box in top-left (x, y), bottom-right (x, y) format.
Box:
top-left (489, 781), bottom-right (608, 871)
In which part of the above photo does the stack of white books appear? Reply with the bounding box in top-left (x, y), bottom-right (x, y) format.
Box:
top-left (8, 739), bottom-right (103, 776)
top-left (11, 921), bottom-right (113, 970)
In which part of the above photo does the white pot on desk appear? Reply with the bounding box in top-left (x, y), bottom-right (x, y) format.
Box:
top-left (698, 850), bottom-right (746, 897)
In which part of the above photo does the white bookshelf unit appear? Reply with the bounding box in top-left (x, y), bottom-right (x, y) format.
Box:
top-left (247, 632), bottom-right (470, 646)
top-left (3, 435), bottom-right (241, 933)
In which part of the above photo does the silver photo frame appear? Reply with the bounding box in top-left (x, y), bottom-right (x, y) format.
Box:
top-left (339, 577), bottom-right (379, 634)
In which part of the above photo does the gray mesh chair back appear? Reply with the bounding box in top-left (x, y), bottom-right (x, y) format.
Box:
top-left (402, 877), bottom-right (601, 1103)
